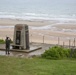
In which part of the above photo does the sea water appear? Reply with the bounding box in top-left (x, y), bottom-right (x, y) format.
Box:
top-left (0, 0), bottom-right (76, 21)
top-left (0, 0), bottom-right (76, 33)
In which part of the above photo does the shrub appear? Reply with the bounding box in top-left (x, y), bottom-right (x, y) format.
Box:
top-left (71, 49), bottom-right (76, 58)
top-left (0, 39), bottom-right (5, 44)
top-left (0, 39), bottom-right (13, 44)
top-left (41, 46), bottom-right (71, 59)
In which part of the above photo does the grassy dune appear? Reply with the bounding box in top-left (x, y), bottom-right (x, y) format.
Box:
top-left (0, 56), bottom-right (76, 75)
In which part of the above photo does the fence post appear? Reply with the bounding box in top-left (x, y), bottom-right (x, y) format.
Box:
top-left (43, 35), bottom-right (44, 44)
top-left (31, 34), bottom-right (32, 43)
top-left (74, 38), bottom-right (75, 47)
top-left (63, 41), bottom-right (64, 47)
top-left (58, 37), bottom-right (60, 45)
top-left (69, 39), bottom-right (71, 48)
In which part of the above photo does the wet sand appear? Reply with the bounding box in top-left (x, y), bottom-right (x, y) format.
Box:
top-left (0, 19), bottom-right (76, 46)
top-left (0, 18), bottom-right (53, 26)
top-left (0, 19), bottom-right (56, 39)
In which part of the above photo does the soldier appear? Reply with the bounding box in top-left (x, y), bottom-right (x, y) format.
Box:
top-left (5, 37), bottom-right (11, 55)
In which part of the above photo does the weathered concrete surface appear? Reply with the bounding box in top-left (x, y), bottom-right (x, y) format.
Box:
top-left (0, 43), bottom-right (54, 58)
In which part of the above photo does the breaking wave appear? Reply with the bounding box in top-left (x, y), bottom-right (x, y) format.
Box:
top-left (0, 12), bottom-right (76, 22)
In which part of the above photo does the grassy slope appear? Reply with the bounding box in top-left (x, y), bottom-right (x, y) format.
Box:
top-left (0, 56), bottom-right (76, 75)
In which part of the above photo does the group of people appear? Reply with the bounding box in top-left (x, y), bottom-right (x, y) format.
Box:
top-left (5, 37), bottom-right (11, 55)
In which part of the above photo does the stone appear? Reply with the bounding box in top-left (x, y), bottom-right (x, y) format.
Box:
top-left (12, 24), bottom-right (30, 50)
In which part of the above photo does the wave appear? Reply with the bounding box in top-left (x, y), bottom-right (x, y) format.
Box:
top-left (0, 25), bottom-right (76, 33)
top-left (0, 26), bottom-right (14, 28)
top-left (0, 12), bottom-right (76, 22)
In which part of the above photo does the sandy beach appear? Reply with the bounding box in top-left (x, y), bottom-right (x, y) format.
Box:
top-left (0, 19), bottom-right (76, 46)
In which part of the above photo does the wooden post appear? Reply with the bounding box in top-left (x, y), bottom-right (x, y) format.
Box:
top-left (43, 35), bottom-right (44, 44)
top-left (69, 39), bottom-right (71, 48)
top-left (58, 37), bottom-right (60, 45)
top-left (63, 41), bottom-right (64, 47)
top-left (31, 34), bottom-right (32, 43)
top-left (74, 38), bottom-right (75, 47)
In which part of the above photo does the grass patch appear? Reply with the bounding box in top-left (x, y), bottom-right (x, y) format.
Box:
top-left (0, 56), bottom-right (76, 75)
top-left (0, 39), bottom-right (13, 44)
top-left (0, 39), bottom-right (5, 44)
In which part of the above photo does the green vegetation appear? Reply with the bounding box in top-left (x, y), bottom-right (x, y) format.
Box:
top-left (0, 56), bottom-right (76, 75)
top-left (0, 39), bottom-right (5, 44)
top-left (0, 39), bottom-right (13, 44)
top-left (41, 46), bottom-right (71, 59)
top-left (71, 49), bottom-right (76, 58)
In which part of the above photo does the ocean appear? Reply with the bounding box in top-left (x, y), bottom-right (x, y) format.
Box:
top-left (0, 0), bottom-right (76, 21)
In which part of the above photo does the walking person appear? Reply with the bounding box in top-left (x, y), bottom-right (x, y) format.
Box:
top-left (5, 37), bottom-right (11, 55)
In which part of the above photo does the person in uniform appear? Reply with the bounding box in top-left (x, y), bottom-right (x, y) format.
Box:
top-left (5, 37), bottom-right (11, 55)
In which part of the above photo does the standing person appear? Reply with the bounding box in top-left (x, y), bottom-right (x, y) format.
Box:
top-left (5, 37), bottom-right (11, 55)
